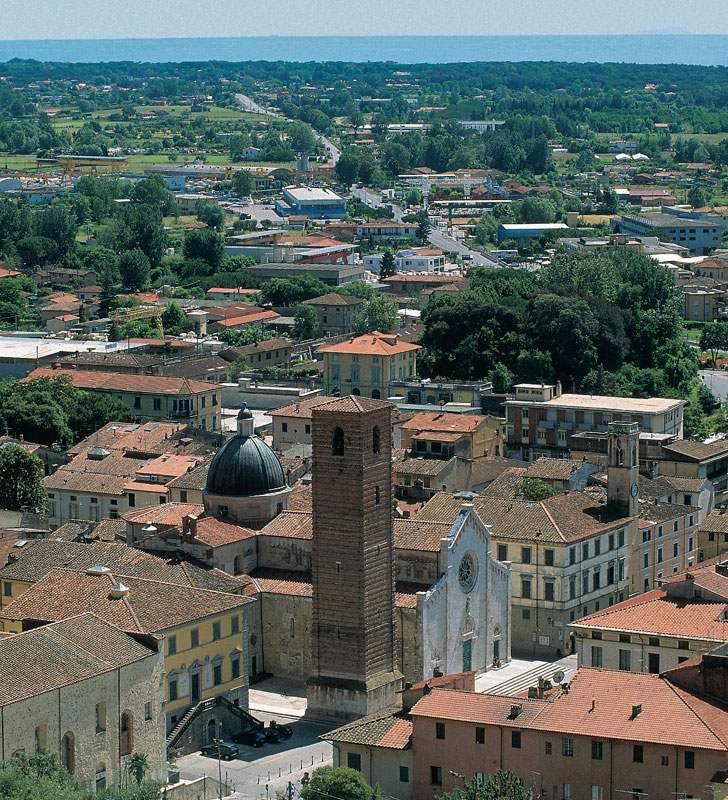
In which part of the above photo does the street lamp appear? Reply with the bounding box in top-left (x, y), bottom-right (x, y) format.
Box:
top-left (214, 722), bottom-right (224, 800)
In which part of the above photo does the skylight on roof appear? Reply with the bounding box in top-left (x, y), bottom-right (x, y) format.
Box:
top-left (126, 424), bottom-right (141, 432)
top-left (145, 424), bottom-right (159, 431)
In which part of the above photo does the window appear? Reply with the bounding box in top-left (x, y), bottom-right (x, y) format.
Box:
top-left (201, 396), bottom-right (206, 409)
top-left (134, 396), bottom-right (141, 409)
top-left (521, 579), bottom-right (531, 599)
top-left (305, 424), bottom-right (311, 435)
top-left (167, 635), bottom-right (177, 656)
top-left (128, 493), bottom-right (136, 508)
top-left (191, 628), bottom-right (199, 648)
top-left (512, 731), bottom-right (521, 749)
top-left (430, 767), bottom-right (442, 786)
top-left (673, 541), bottom-right (679, 558)
top-left (619, 530), bottom-right (625, 547)
top-left (592, 740), bottom-right (603, 760)
top-left (684, 751), bottom-right (695, 769)
top-left (545, 549), bottom-right (554, 566)
top-left (545, 741), bottom-right (552, 755)
top-left (347, 753), bottom-right (362, 772)
top-left (657, 547), bottom-right (663, 563)
top-left (95, 702), bottom-right (106, 733)
top-left (372, 426), bottom-right (380, 454)
top-left (332, 427), bottom-right (345, 456)
top-left (213, 663), bottom-right (223, 686)
top-left (498, 544), bottom-right (508, 561)
top-left (435, 722), bottom-right (445, 740)
top-left (591, 788), bottom-right (603, 800)
top-left (212, 394), bottom-right (218, 407)
top-left (608, 533), bottom-right (615, 551)
top-left (594, 539), bottom-right (601, 556)
top-left (212, 621), bottom-right (221, 641)
top-left (564, 785), bottom-right (572, 800)
top-left (35, 724), bottom-right (46, 752)
top-left (619, 649), bottom-right (631, 671)
top-left (592, 570), bottom-right (600, 591)
top-left (231, 615), bottom-right (239, 635)
top-left (179, 490), bottom-right (188, 503)
top-left (545, 581), bottom-right (555, 602)
top-left (281, 422), bottom-right (288, 433)
top-left (661, 756), bottom-right (669, 766)
top-left (3, 582), bottom-right (12, 597)
top-left (644, 552), bottom-right (649, 568)
top-left (562, 737), bottom-right (574, 757)
top-left (120, 712), bottom-right (133, 756)
top-left (569, 578), bottom-right (576, 600)
top-left (619, 633), bottom-right (631, 643)
top-left (678, 640), bottom-right (689, 650)
top-left (399, 766), bottom-right (409, 783)
top-left (582, 542), bottom-right (589, 560)
top-left (231, 656), bottom-right (240, 680)
top-left (145, 702), bottom-right (152, 721)
top-left (569, 547), bottom-right (576, 565)
top-left (153, 398), bottom-right (161, 411)
top-left (633, 745), bottom-right (643, 763)
top-left (61, 732), bottom-right (75, 774)
top-left (522, 547), bottom-right (532, 564)
top-left (475, 727), bottom-right (485, 744)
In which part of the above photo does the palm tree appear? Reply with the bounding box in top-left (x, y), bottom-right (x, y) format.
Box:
top-left (127, 752), bottom-right (150, 784)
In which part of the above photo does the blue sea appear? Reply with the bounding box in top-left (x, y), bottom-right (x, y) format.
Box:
top-left (0, 35), bottom-right (728, 65)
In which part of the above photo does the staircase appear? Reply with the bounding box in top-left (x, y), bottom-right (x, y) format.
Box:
top-left (485, 659), bottom-right (576, 697)
top-left (166, 695), bottom-right (264, 750)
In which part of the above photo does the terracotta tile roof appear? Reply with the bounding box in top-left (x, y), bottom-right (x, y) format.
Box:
top-left (317, 331), bottom-right (420, 357)
top-left (572, 588), bottom-right (728, 641)
top-left (193, 516), bottom-right (256, 547)
top-left (402, 412), bottom-right (484, 434)
top-left (135, 453), bottom-right (204, 479)
top-left (0, 538), bottom-right (239, 592)
top-left (260, 511), bottom-right (313, 540)
top-left (303, 293), bottom-right (365, 307)
top-left (123, 481), bottom-right (169, 494)
top-left (395, 592), bottom-right (418, 609)
top-left (393, 519), bottom-right (452, 551)
top-left (393, 451), bottom-right (457, 477)
top-left (49, 520), bottom-right (95, 541)
top-left (417, 492), bottom-right (631, 543)
top-left (471, 457), bottom-right (525, 486)
top-left (525, 458), bottom-right (585, 481)
top-left (288, 481), bottom-right (312, 512)
top-left (249, 568), bottom-right (313, 597)
top-left (22, 368), bottom-right (213, 395)
top-left (410, 431), bottom-right (466, 443)
top-left (166, 459), bottom-right (211, 491)
top-left (269, 396), bottom-right (338, 419)
top-left (412, 668), bottom-right (728, 750)
top-left (2, 568), bottom-right (252, 633)
top-left (664, 476), bottom-right (711, 493)
top-left (210, 309), bottom-right (279, 328)
top-left (313, 395), bottom-right (394, 414)
top-left (662, 439), bottom-right (728, 460)
top-left (219, 338), bottom-right (290, 359)
top-left (639, 500), bottom-right (694, 523)
top-left (160, 355), bottom-right (230, 379)
top-left (480, 467), bottom-right (527, 499)
top-left (700, 510), bottom-right (728, 535)
top-left (123, 503), bottom-right (204, 526)
top-left (69, 421), bottom-right (189, 456)
top-left (326, 711), bottom-right (412, 749)
top-left (0, 613), bottom-right (158, 707)
top-left (90, 518), bottom-right (127, 542)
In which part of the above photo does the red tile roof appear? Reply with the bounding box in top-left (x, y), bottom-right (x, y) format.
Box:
top-left (22, 368), bottom-right (214, 395)
top-left (317, 331), bottom-right (420, 357)
top-left (402, 411), bottom-right (485, 434)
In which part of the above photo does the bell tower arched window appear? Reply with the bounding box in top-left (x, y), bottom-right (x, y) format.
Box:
top-left (372, 426), bottom-right (380, 455)
top-left (332, 427), bottom-right (345, 456)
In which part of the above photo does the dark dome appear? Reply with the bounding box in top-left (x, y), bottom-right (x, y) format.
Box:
top-left (205, 433), bottom-right (287, 497)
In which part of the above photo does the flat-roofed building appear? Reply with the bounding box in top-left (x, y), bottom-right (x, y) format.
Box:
top-left (618, 212), bottom-right (726, 255)
top-left (275, 186), bottom-right (346, 219)
top-left (505, 382), bottom-right (685, 461)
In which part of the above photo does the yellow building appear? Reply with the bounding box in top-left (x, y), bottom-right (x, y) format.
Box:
top-left (0, 540), bottom-right (253, 734)
top-left (317, 330), bottom-right (420, 399)
top-left (400, 411), bottom-right (504, 459)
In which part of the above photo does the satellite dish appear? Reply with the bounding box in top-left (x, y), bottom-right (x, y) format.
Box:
top-left (552, 670), bottom-right (565, 684)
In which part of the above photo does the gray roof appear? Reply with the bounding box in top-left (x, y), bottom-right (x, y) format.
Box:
top-left (205, 433), bottom-right (286, 497)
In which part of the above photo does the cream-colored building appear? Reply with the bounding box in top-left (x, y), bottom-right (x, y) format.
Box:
top-left (0, 613), bottom-right (165, 791)
top-left (317, 330), bottom-right (420, 399)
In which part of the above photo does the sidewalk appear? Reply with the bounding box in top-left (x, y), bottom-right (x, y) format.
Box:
top-left (249, 676), bottom-right (308, 718)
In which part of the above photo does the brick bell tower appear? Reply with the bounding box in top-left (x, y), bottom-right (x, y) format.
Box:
top-left (307, 396), bottom-right (403, 722)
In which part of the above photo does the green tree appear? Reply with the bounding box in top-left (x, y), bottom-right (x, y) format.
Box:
top-left (415, 210), bottom-right (431, 243)
top-left (259, 275), bottom-right (329, 306)
top-left (118, 248), bottom-right (151, 291)
top-left (490, 362), bottom-right (514, 393)
top-left (124, 204), bottom-right (168, 268)
top-left (34, 204), bottom-right (77, 259)
top-left (67, 392), bottom-right (135, 441)
top-left (161, 302), bottom-right (188, 335)
top-left (293, 303), bottom-right (318, 339)
top-left (232, 169), bottom-right (256, 196)
top-left (195, 199), bottom-right (225, 231)
top-left (438, 769), bottom-right (531, 800)
top-left (0, 444), bottom-right (47, 512)
top-left (300, 766), bottom-right (377, 800)
top-left (335, 148), bottom-right (360, 188)
top-left (699, 321), bottom-right (728, 363)
top-left (98, 264), bottom-right (118, 318)
top-left (405, 187), bottom-right (423, 207)
top-left (130, 174), bottom-right (177, 215)
top-left (688, 185), bottom-right (708, 209)
top-left (353, 295), bottom-right (399, 334)
top-left (515, 477), bottom-right (558, 501)
top-left (228, 354), bottom-right (249, 379)
top-left (183, 229), bottom-right (225, 271)
top-left (127, 752), bottom-right (150, 785)
top-left (288, 121), bottom-right (317, 152)
top-left (379, 249), bottom-right (396, 279)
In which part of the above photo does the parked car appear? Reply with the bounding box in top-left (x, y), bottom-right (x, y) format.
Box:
top-left (231, 728), bottom-right (267, 747)
top-left (200, 742), bottom-right (239, 760)
top-left (265, 720), bottom-right (293, 743)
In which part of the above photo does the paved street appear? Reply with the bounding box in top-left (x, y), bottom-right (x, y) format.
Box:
top-left (428, 228), bottom-right (502, 267)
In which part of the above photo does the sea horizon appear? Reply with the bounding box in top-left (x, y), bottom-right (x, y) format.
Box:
top-left (0, 34), bottom-right (727, 66)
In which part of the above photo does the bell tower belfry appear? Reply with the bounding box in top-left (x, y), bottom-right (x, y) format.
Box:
top-left (307, 395), bottom-right (402, 722)
top-left (607, 421), bottom-right (640, 517)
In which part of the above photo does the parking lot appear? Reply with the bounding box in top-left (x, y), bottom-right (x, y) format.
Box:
top-left (177, 710), bottom-right (334, 799)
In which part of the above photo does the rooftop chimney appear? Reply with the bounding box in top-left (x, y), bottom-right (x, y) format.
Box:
top-left (630, 703), bottom-right (642, 720)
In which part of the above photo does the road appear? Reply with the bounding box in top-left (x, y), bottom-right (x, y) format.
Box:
top-left (428, 228), bottom-right (502, 267)
top-left (234, 93), bottom-right (340, 165)
top-left (178, 711), bottom-right (333, 800)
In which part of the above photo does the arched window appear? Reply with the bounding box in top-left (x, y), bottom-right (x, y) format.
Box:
top-left (120, 711), bottom-right (133, 756)
top-left (207, 718), bottom-right (217, 745)
top-left (95, 763), bottom-right (107, 791)
top-left (372, 426), bottom-right (380, 455)
top-left (372, 389), bottom-right (381, 399)
top-left (375, 486), bottom-right (381, 505)
top-left (234, 554), bottom-right (244, 575)
top-left (332, 427), bottom-right (344, 456)
top-left (61, 732), bottom-right (75, 774)
top-left (352, 387), bottom-right (361, 396)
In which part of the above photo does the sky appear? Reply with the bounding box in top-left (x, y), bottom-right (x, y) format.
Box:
top-left (3, 0), bottom-right (728, 39)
